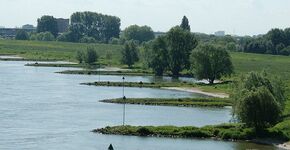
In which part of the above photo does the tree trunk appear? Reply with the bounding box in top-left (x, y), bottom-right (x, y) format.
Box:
top-left (209, 78), bottom-right (215, 85)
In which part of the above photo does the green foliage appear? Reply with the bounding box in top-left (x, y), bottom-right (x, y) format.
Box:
top-left (167, 26), bottom-right (198, 76)
top-left (148, 36), bottom-right (169, 76)
top-left (121, 41), bottom-right (139, 68)
top-left (94, 124), bottom-right (289, 141)
top-left (180, 16), bottom-right (190, 31)
top-left (226, 42), bottom-right (237, 51)
top-left (75, 50), bottom-right (84, 63)
top-left (280, 46), bottom-right (290, 56)
top-left (84, 46), bottom-right (98, 64)
top-left (266, 28), bottom-right (286, 47)
top-left (15, 30), bottom-right (29, 40)
top-left (236, 87), bottom-right (281, 129)
top-left (244, 38), bottom-right (274, 54)
top-left (70, 11), bottom-right (120, 42)
top-left (121, 25), bottom-right (155, 44)
top-left (30, 32), bottom-right (55, 41)
top-left (37, 15), bottom-right (58, 37)
top-left (191, 44), bottom-right (233, 84)
top-left (79, 36), bottom-right (96, 43)
top-left (232, 72), bottom-right (286, 129)
top-left (101, 97), bottom-right (232, 107)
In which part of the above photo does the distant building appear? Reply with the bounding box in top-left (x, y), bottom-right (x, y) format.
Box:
top-left (22, 24), bottom-right (36, 30)
top-left (0, 28), bottom-right (35, 38)
top-left (56, 18), bottom-right (69, 33)
top-left (214, 31), bottom-right (225, 37)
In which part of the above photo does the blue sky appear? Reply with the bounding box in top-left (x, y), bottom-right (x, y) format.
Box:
top-left (1, 0), bottom-right (290, 35)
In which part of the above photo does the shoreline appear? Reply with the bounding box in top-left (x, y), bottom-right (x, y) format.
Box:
top-left (162, 87), bottom-right (229, 98)
top-left (278, 141), bottom-right (290, 149)
top-left (93, 125), bottom-right (289, 149)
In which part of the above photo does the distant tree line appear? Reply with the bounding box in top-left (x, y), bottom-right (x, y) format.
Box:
top-left (243, 28), bottom-right (290, 55)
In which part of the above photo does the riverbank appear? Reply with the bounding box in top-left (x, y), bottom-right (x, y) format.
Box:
top-left (93, 124), bottom-right (289, 145)
top-left (81, 81), bottom-right (194, 88)
top-left (58, 69), bottom-right (154, 76)
top-left (101, 97), bottom-right (232, 107)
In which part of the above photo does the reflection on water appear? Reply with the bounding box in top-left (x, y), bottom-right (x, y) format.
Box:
top-left (0, 61), bottom-right (278, 150)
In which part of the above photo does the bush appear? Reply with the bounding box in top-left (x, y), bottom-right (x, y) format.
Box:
top-left (15, 30), bottom-right (29, 40)
top-left (75, 50), bottom-right (84, 63)
top-left (79, 36), bottom-right (97, 43)
top-left (84, 47), bottom-right (98, 64)
top-left (137, 127), bottom-right (153, 136)
top-left (30, 32), bottom-right (55, 41)
top-left (232, 72), bottom-right (285, 129)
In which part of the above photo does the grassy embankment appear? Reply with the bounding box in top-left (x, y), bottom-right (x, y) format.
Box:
top-left (101, 97), bottom-right (232, 107)
top-left (94, 122), bottom-right (290, 142)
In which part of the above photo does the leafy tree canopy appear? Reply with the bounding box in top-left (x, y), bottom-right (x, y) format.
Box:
top-left (121, 25), bottom-right (155, 44)
top-left (37, 15), bottom-right (58, 37)
top-left (191, 44), bottom-right (233, 84)
top-left (167, 26), bottom-right (198, 76)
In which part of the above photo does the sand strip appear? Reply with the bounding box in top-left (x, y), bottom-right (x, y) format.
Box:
top-left (162, 87), bottom-right (229, 98)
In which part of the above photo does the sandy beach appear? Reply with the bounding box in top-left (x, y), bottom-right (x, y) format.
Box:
top-left (162, 87), bottom-right (229, 98)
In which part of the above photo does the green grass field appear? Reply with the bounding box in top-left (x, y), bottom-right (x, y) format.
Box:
top-left (0, 40), bottom-right (122, 64)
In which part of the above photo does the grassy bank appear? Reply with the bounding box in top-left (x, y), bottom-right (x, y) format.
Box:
top-left (101, 97), bottom-right (232, 107)
top-left (81, 81), bottom-right (194, 88)
top-left (93, 123), bottom-right (290, 142)
top-left (25, 63), bottom-right (84, 68)
top-left (57, 69), bottom-right (153, 76)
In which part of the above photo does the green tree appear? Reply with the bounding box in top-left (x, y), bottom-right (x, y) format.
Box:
top-left (122, 25), bottom-right (155, 44)
top-left (84, 47), bottom-right (98, 64)
top-left (75, 50), bottom-right (84, 63)
top-left (266, 28), bottom-right (286, 47)
top-left (167, 26), bottom-right (198, 77)
top-left (37, 15), bottom-right (58, 37)
top-left (180, 16), bottom-right (190, 31)
top-left (284, 28), bottom-right (290, 46)
top-left (15, 30), bottom-right (29, 40)
top-left (236, 87), bottom-right (281, 129)
top-left (70, 11), bottom-right (120, 43)
top-left (191, 44), bottom-right (233, 84)
top-left (121, 41), bottom-right (139, 68)
top-left (232, 72), bottom-right (285, 129)
top-left (149, 36), bottom-right (169, 76)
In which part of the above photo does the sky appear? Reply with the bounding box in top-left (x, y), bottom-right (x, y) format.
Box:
top-left (1, 0), bottom-right (290, 36)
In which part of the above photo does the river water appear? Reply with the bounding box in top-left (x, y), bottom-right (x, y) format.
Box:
top-left (0, 61), bottom-right (279, 150)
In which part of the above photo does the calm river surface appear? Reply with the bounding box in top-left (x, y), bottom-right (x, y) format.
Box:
top-left (0, 61), bottom-right (279, 150)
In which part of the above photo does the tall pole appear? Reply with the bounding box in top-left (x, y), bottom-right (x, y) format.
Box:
top-left (122, 76), bottom-right (125, 126)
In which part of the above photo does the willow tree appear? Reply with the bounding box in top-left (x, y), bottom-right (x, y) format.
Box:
top-left (232, 71), bottom-right (285, 129)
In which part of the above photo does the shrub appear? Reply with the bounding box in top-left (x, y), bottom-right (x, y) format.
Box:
top-left (137, 127), bottom-right (153, 136)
